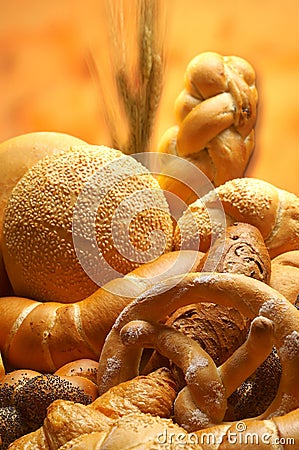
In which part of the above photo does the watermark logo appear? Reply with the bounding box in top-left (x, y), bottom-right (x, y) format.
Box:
top-left (156, 422), bottom-right (296, 447)
top-left (72, 152), bottom-right (226, 294)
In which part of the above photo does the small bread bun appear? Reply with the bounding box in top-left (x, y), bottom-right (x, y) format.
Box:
top-left (14, 374), bottom-right (98, 430)
top-left (270, 251), bottom-right (299, 304)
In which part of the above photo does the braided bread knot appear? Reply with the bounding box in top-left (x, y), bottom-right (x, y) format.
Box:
top-left (159, 51), bottom-right (258, 186)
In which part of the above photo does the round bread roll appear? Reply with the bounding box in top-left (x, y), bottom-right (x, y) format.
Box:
top-left (0, 131), bottom-right (86, 297)
top-left (0, 355), bottom-right (98, 447)
top-left (270, 250), bottom-right (299, 304)
top-left (2, 144), bottom-right (173, 303)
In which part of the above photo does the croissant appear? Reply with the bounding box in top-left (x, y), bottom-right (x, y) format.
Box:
top-left (10, 368), bottom-right (177, 449)
top-left (174, 177), bottom-right (299, 258)
top-left (11, 406), bottom-right (299, 449)
top-left (157, 51), bottom-right (258, 203)
top-left (0, 250), bottom-right (203, 372)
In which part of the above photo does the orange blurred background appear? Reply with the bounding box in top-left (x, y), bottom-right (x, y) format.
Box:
top-left (0, 0), bottom-right (298, 194)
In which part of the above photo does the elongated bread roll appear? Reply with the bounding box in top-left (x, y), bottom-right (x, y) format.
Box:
top-left (0, 251), bottom-right (203, 372)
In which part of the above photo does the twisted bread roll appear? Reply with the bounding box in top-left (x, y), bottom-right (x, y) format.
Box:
top-left (120, 316), bottom-right (274, 431)
top-left (0, 250), bottom-right (203, 372)
top-left (147, 223), bottom-right (281, 421)
top-left (270, 250), bottom-right (299, 304)
top-left (158, 52), bottom-right (258, 192)
top-left (174, 177), bottom-right (299, 258)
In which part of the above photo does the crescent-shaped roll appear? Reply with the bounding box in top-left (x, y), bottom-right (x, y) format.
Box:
top-left (174, 177), bottom-right (299, 257)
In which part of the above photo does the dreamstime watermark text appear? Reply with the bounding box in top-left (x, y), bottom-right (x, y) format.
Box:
top-left (156, 422), bottom-right (296, 446)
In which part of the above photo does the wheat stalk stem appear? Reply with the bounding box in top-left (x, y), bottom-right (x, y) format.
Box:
top-left (94, 0), bottom-right (166, 154)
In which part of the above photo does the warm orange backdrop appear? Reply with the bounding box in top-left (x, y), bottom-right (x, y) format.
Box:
top-left (1, 0), bottom-right (298, 194)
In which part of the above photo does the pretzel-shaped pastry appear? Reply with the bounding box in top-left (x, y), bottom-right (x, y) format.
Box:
top-left (97, 272), bottom-right (299, 432)
top-left (158, 51), bottom-right (258, 187)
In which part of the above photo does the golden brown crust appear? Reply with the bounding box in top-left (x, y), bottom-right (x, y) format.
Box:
top-left (197, 222), bottom-right (271, 282)
top-left (97, 271), bottom-right (299, 428)
top-left (270, 250), bottom-right (299, 304)
top-left (0, 131), bottom-right (86, 299)
top-left (9, 369), bottom-right (178, 449)
top-left (147, 222), bottom-right (270, 378)
top-left (0, 250), bottom-right (203, 372)
top-left (93, 368), bottom-right (177, 420)
top-left (174, 177), bottom-right (299, 257)
top-left (0, 356), bottom-right (101, 447)
top-left (2, 144), bottom-right (173, 303)
top-left (54, 359), bottom-right (98, 385)
top-left (158, 52), bottom-right (258, 189)
top-left (43, 400), bottom-right (112, 450)
top-left (57, 431), bottom-right (107, 449)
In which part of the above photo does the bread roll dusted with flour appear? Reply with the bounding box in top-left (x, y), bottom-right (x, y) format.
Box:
top-left (144, 222), bottom-right (271, 376)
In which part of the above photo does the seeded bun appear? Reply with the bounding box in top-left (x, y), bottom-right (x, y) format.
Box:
top-left (174, 177), bottom-right (299, 258)
top-left (2, 144), bottom-right (173, 303)
top-left (0, 131), bottom-right (86, 296)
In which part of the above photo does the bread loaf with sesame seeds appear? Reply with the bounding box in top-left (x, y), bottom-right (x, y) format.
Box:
top-left (174, 177), bottom-right (299, 258)
top-left (2, 144), bottom-right (174, 303)
top-left (0, 131), bottom-right (87, 298)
